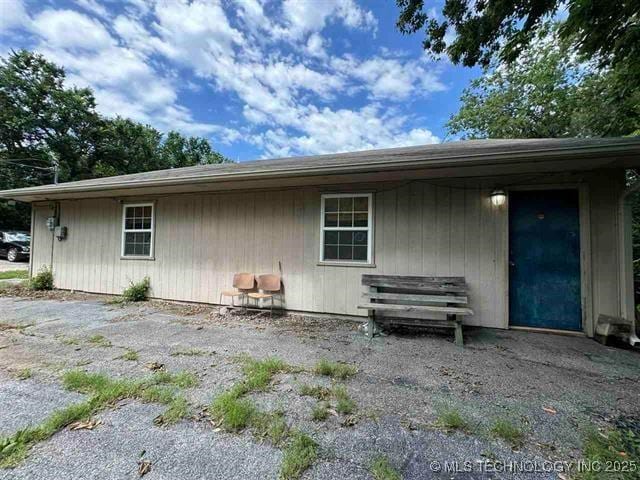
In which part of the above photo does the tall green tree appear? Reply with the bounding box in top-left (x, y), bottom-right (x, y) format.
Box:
top-left (396, 0), bottom-right (640, 71)
top-left (0, 50), bottom-right (228, 230)
top-left (447, 33), bottom-right (640, 139)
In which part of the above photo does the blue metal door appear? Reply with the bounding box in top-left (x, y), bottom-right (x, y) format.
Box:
top-left (509, 189), bottom-right (582, 330)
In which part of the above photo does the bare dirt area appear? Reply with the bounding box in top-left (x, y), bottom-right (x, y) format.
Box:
top-left (0, 292), bottom-right (638, 479)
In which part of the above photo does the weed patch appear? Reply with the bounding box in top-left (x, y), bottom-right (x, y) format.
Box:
top-left (314, 359), bottom-right (357, 380)
top-left (280, 431), bottom-right (318, 479)
top-left (117, 349), bottom-right (139, 361)
top-left (579, 424), bottom-right (640, 480)
top-left (170, 348), bottom-right (207, 357)
top-left (210, 390), bottom-right (257, 431)
top-left (491, 418), bottom-right (524, 446)
top-left (311, 403), bottom-right (329, 421)
top-left (252, 410), bottom-right (289, 445)
top-left (436, 408), bottom-right (468, 431)
top-left (0, 369), bottom-right (200, 467)
top-left (299, 384), bottom-right (331, 400)
top-left (333, 385), bottom-right (356, 415)
top-left (16, 368), bottom-right (32, 380)
top-left (29, 267), bottom-right (53, 291)
top-left (155, 396), bottom-right (190, 425)
top-left (370, 455), bottom-right (401, 480)
top-left (122, 277), bottom-right (150, 302)
top-left (87, 335), bottom-right (112, 348)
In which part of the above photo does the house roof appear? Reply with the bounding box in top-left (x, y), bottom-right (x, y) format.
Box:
top-left (2, 137), bottom-right (640, 202)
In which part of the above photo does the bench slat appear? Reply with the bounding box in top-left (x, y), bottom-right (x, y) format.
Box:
top-left (362, 292), bottom-right (468, 304)
top-left (362, 281), bottom-right (467, 293)
top-left (357, 302), bottom-right (473, 315)
top-left (362, 274), bottom-right (465, 284)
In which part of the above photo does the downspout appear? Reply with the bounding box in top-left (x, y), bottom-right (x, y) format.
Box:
top-left (619, 179), bottom-right (640, 346)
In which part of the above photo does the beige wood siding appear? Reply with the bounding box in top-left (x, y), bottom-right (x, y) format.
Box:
top-left (30, 204), bottom-right (54, 275)
top-left (34, 169), bottom-right (624, 333)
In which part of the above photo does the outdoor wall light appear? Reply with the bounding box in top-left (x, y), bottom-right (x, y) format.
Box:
top-left (490, 189), bottom-right (507, 207)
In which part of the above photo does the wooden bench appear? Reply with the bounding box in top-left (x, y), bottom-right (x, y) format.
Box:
top-left (357, 274), bottom-right (473, 346)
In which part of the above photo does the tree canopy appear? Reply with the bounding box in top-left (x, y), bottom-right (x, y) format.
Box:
top-left (396, 0), bottom-right (640, 71)
top-left (447, 30), bottom-right (640, 139)
top-left (0, 50), bottom-right (228, 230)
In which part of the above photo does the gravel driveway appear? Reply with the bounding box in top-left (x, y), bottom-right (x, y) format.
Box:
top-left (0, 292), bottom-right (638, 479)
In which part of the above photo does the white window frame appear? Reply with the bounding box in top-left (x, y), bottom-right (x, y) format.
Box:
top-left (319, 193), bottom-right (373, 265)
top-left (121, 202), bottom-right (155, 259)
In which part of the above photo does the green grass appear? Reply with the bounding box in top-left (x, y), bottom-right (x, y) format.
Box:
top-left (370, 456), bottom-right (402, 480)
top-left (140, 385), bottom-right (176, 404)
top-left (117, 349), bottom-right (139, 361)
top-left (170, 348), bottom-right (207, 357)
top-left (57, 335), bottom-right (80, 346)
top-left (252, 410), bottom-right (289, 445)
top-left (436, 408), bottom-right (468, 431)
top-left (16, 368), bottom-right (32, 380)
top-left (0, 368), bottom-right (200, 467)
top-left (87, 335), bottom-right (112, 348)
top-left (240, 356), bottom-right (292, 392)
top-left (491, 418), bottom-right (525, 446)
top-left (156, 396), bottom-right (190, 425)
top-left (210, 390), bottom-right (257, 431)
top-left (311, 403), bottom-right (329, 421)
top-left (579, 426), bottom-right (640, 480)
top-left (280, 431), bottom-right (318, 479)
top-left (314, 359), bottom-right (357, 380)
top-left (0, 270), bottom-right (28, 280)
top-left (299, 384), bottom-right (331, 400)
top-left (333, 385), bottom-right (356, 415)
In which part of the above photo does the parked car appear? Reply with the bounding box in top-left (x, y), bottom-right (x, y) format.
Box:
top-left (0, 231), bottom-right (31, 262)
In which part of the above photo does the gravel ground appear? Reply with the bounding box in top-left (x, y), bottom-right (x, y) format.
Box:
top-left (0, 293), bottom-right (638, 479)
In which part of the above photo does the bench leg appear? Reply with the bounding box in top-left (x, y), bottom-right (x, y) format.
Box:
top-left (454, 318), bottom-right (464, 347)
top-left (367, 314), bottom-right (377, 339)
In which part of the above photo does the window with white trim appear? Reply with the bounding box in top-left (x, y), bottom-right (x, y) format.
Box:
top-left (121, 203), bottom-right (154, 257)
top-left (320, 193), bottom-right (372, 263)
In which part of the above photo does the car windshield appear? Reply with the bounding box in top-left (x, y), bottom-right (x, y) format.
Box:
top-left (4, 233), bottom-right (30, 242)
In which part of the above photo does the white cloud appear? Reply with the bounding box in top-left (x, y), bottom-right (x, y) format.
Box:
top-left (280, 0), bottom-right (376, 39)
top-left (31, 9), bottom-right (113, 50)
top-left (74, 0), bottom-right (111, 20)
top-left (0, 0), bottom-right (29, 34)
top-left (6, 0), bottom-right (444, 157)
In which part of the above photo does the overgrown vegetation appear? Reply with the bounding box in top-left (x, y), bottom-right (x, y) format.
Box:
top-left (122, 277), bottom-right (151, 302)
top-left (299, 384), bottom-right (331, 400)
top-left (333, 385), bottom-right (356, 415)
top-left (436, 408), bottom-right (468, 431)
top-left (170, 348), bottom-right (207, 357)
top-left (314, 359), bottom-right (357, 380)
top-left (311, 403), bottom-right (329, 422)
top-left (280, 431), bottom-right (318, 480)
top-left (15, 368), bottom-right (32, 380)
top-left (87, 335), bottom-right (112, 348)
top-left (370, 455), bottom-right (402, 480)
top-left (579, 423), bottom-right (640, 480)
top-left (0, 270), bottom-right (28, 280)
top-left (491, 418), bottom-right (525, 446)
top-left (29, 266), bottom-right (53, 291)
top-left (117, 349), bottom-right (139, 361)
top-left (209, 356), bottom-right (320, 478)
top-left (0, 369), bottom-right (199, 467)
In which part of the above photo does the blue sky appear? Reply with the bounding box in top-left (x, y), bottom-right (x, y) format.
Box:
top-left (0, 0), bottom-right (481, 161)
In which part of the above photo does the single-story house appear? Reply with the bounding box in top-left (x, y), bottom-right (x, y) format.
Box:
top-left (2, 138), bottom-right (640, 338)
